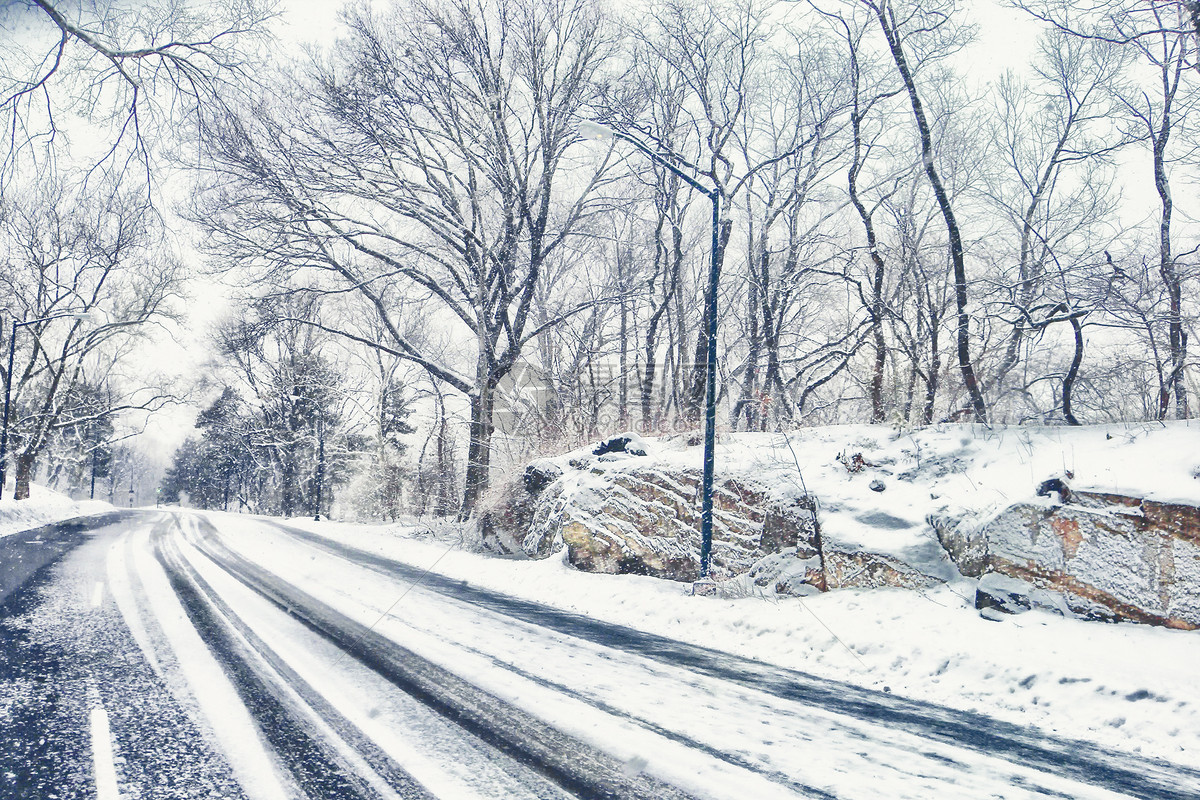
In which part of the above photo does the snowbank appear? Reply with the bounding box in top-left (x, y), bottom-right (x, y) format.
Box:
top-left (0, 483), bottom-right (112, 538)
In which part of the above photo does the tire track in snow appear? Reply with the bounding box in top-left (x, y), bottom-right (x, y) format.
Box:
top-left (264, 519), bottom-right (1200, 800)
top-left (184, 515), bottom-right (704, 800)
top-left (127, 520), bottom-right (295, 800)
top-left (150, 519), bottom-right (401, 800)
top-left (380, 609), bottom-right (837, 800)
top-left (155, 521), bottom-right (435, 800)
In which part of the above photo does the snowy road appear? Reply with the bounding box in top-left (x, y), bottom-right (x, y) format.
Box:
top-left (1, 511), bottom-right (1198, 799)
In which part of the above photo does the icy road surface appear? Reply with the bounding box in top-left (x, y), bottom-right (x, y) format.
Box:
top-left (0, 511), bottom-right (1197, 799)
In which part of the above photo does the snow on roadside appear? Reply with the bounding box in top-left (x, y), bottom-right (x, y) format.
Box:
top-left (0, 483), bottom-right (111, 538)
top-left (223, 421), bottom-right (1200, 768)
top-left (277, 512), bottom-right (1200, 768)
top-left (519, 420), bottom-right (1200, 580)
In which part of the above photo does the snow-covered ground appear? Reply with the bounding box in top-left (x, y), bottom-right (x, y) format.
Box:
top-left (107, 420), bottom-right (1193, 793)
top-left (520, 420), bottom-right (1200, 586)
top-left (0, 483), bottom-right (111, 538)
top-left (271, 511), bottom-right (1198, 769)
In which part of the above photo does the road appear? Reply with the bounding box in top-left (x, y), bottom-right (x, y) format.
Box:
top-left (0, 510), bottom-right (1197, 799)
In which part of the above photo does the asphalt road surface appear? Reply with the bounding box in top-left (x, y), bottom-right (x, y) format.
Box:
top-left (1, 510), bottom-right (1197, 799)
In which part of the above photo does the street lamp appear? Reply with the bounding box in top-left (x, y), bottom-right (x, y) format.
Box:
top-left (290, 389), bottom-right (326, 521)
top-left (314, 404), bottom-right (325, 522)
top-left (579, 120), bottom-right (722, 588)
top-left (0, 310), bottom-right (97, 499)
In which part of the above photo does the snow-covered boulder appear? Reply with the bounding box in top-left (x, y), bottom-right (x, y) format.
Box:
top-left (501, 431), bottom-right (954, 587)
top-left (971, 489), bottom-right (1200, 630)
top-left (523, 461), bottom-right (820, 581)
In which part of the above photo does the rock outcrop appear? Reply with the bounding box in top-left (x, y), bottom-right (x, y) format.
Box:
top-left (489, 435), bottom-right (950, 590)
top-left (957, 489), bottom-right (1200, 630)
top-left (482, 427), bottom-right (1200, 631)
top-left (522, 462), bottom-right (820, 581)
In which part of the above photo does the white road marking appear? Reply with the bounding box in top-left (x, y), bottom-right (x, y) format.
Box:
top-left (91, 581), bottom-right (104, 608)
top-left (89, 705), bottom-right (120, 800)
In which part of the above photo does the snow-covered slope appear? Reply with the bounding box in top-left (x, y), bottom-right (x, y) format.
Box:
top-left (530, 421), bottom-right (1200, 563)
top-left (0, 483), bottom-right (112, 538)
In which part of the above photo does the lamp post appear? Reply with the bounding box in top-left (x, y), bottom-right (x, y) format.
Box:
top-left (314, 405), bottom-right (325, 522)
top-left (579, 120), bottom-right (722, 586)
top-left (0, 311), bottom-right (96, 499)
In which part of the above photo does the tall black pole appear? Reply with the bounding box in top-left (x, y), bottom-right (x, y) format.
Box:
top-left (90, 446), bottom-right (97, 500)
top-left (581, 121), bottom-right (723, 584)
top-left (314, 410), bottom-right (325, 521)
top-left (699, 191), bottom-right (720, 579)
top-left (0, 320), bottom-right (18, 498)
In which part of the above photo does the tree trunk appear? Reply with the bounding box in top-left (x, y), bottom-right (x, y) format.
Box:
top-left (14, 450), bottom-right (35, 501)
top-left (280, 454), bottom-right (297, 517)
top-left (732, 244), bottom-right (764, 430)
top-left (876, 4), bottom-right (987, 424)
top-left (433, 392), bottom-right (456, 517)
top-left (1063, 315), bottom-right (1084, 426)
top-left (460, 379), bottom-right (496, 518)
top-left (1153, 110), bottom-right (1188, 419)
top-left (923, 305), bottom-right (940, 426)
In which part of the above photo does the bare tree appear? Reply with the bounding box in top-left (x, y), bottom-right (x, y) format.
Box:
top-left (981, 32), bottom-right (1128, 420)
top-left (0, 174), bottom-right (181, 498)
top-left (1016, 1), bottom-right (1200, 418)
top-left (726, 23), bottom-right (850, 429)
top-left (861, 0), bottom-right (989, 422)
top-left (0, 0), bottom-right (271, 187)
top-left (196, 0), bottom-right (615, 515)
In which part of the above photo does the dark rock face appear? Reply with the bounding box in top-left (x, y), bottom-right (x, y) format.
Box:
top-left (1035, 476), bottom-right (1072, 503)
top-left (523, 460), bottom-right (563, 496)
top-left (591, 433), bottom-right (649, 458)
top-left (975, 572), bottom-right (1035, 616)
top-left (476, 481), bottom-right (536, 556)
top-left (932, 515), bottom-right (989, 578)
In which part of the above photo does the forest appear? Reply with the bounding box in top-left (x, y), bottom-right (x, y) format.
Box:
top-left (2, 0), bottom-right (1199, 519)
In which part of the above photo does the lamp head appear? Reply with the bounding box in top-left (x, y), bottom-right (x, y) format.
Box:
top-left (578, 120), bottom-right (615, 141)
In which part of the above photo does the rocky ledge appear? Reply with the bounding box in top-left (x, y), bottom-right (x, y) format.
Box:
top-left (477, 426), bottom-right (1200, 630)
top-left (949, 488), bottom-right (1200, 630)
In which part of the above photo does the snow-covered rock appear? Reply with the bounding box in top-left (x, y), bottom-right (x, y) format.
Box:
top-left (483, 422), bottom-right (1200, 628)
top-left (971, 489), bottom-right (1200, 630)
top-left (521, 460), bottom-right (820, 581)
top-left (499, 430), bottom-right (950, 587)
